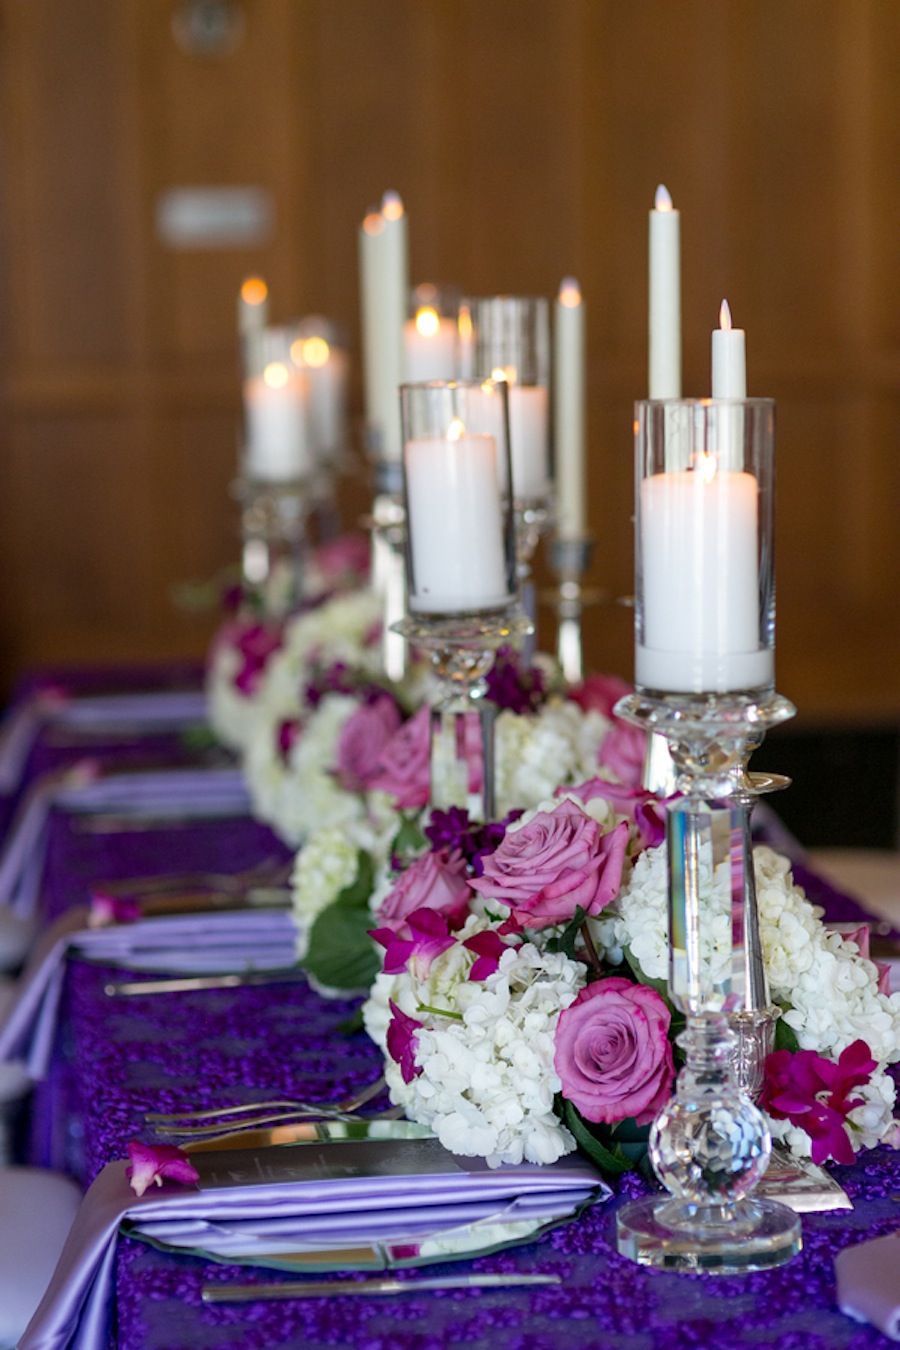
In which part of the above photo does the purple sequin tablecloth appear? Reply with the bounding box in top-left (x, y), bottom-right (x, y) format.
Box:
top-left (15, 681), bottom-right (900, 1350)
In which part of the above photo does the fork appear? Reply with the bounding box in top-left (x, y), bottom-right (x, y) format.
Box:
top-left (98, 856), bottom-right (292, 898)
top-left (145, 1075), bottom-right (387, 1130)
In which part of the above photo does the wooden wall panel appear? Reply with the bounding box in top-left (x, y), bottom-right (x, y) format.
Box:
top-left (0, 0), bottom-right (898, 723)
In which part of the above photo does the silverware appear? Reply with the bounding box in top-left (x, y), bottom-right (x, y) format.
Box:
top-left (97, 857), bottom-right (292, 898)
top-left (111, 888), bottom-right (290, 918)
top-left (74, 812), bottom-right (249, 834)
top-left (104, 969), bottom-right (305, 997)
top-left (146, 1076), bottom-right (386, 1127)
top-left (182, 1114), bottom-right (419, 1153)
top-left (201, 1273), bottom-right (562, 1302)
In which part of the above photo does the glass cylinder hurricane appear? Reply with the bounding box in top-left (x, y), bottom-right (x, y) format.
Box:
top-left (634, 399), bottom-right (775, 698)
top-left (242, 325), bottom-right (315, 485)
top-left (400, 380), bottom-right (518, 618)
top-left (466, 296), bottom-right (551, 507)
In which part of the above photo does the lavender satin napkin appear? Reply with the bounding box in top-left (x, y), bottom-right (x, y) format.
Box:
top-left (836, 1233), bottom-right (900, 1339)
top-left (20, 1148), bottom-right (605, 1350)
top-left (0, 908), bottom-right (297, 1076)
top-left (48, 690), bottom-right (207, 733)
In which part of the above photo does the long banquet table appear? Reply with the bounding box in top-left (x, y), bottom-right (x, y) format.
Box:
top-left (11, 670), bottom-right (900, 1349)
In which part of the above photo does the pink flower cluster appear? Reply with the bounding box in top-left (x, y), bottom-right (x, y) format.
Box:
top-left (761, 1039), bottom-right (877, 1165)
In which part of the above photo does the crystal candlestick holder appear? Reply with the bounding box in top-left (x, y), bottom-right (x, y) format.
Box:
top-left (232, 475), bottom-right (312, 620)
top-left (613, 689), bottom-right (801, 1274)
top-left (549, 535), bottom-right (597, 684)
top-left (362, 459), bottom-right (407, 683)
top-left (396, 378), bottom-right (530, 817)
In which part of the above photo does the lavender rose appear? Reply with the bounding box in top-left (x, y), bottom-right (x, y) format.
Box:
top-left (471, 799), bottom-right (628, 930)
top-left (377, 848), bottom-right (472, 935)
top-left (368, 706), bottom-right (431, 809)
top-left (335, 693), bottom-right (402, 792)
top-left (554, 977), bottom-right (675, 1125)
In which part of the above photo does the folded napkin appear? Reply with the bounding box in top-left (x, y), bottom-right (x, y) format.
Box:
top-left (20, 1142), bottom-right (606, 1350)
top-left (0, 907), bottom-right (298, 1078)
top-left (0, 690), bottom-right (208, 798)
top-left (836, 1232), bottom-right (900, 1339)
top-left (0, 766), bottom-right (251, 921)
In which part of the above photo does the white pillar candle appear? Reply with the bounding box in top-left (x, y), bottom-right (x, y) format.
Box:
top-left (359, 207), bottom-right (387, 445)
top-left (237, 276), bottom-right (268, 338)
top-left (243, 360), bottom-right (313, 482)
top-left (648, 184), bottom-right (681, 399)
top-left (378, 191), bottom-right (408, 462)
top-left (711, 299), bottom-right (747, 398)
top-left (403, 306), bottom-right (458, 382)
top-left (637, 459), bottom-right (773, 693)
top-left (503, 381), bottom-right (550, 501)
top-left (405, 426), bottom-right (510, 613)
top-left (554, 277), bottom-right (586, 539)
top-left (290, 333), bottom-right (348, 461)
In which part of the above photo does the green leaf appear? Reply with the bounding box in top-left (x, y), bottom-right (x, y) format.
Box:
top-left (337, 1006), bottom-right (365, 1036)
top-left (301, 851), bottom-right (379, 992)
top-left (774, 1009), bottom-right (799, 1053)
top-left (545, 907), bottom-right (586, 959)
top-left (179, 725), bottom-right (222, 753)
top-left (561, 1099), bottom-right (635, 1176)
top-left (391, 814), bottom-right (427, 861)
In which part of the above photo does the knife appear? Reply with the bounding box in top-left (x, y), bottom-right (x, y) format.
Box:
top-left (202, 1273), bottom-right (562, 1302)
top-left (184, 1118), bottom-right (432, 1153)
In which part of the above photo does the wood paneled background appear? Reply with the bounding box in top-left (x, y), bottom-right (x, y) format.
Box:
top-left (1, 0), bottom-right (898, 725)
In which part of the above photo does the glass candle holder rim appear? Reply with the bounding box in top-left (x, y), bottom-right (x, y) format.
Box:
top-left (462, 293), bottom-right (550, 307)
top-left (399, 376), bottom-right (508, 393)
top-left (637, 396), bottom-right (775, 410)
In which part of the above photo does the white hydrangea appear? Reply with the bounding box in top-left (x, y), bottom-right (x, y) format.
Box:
top-left (363, 915), bottom-right (586, 1167)
top-left (495, 698), bottom-right (609, 817)
top-left (206, 639), bottom-right (267, 754)
top-left (292, 812), bottom-right (402, 959)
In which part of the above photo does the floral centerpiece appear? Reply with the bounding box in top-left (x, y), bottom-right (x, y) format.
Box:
top-left (347, 789), bottom-right (900, 1174)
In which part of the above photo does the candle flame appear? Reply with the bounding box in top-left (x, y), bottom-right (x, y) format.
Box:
top-left (291, 335), bottom-right (330, 368)
top-left (695, 452), bottom-right (718, 482)
top-left (447, 418), bottom-right (466, 441)
top-left (240, 276), bottom-right (267, 307)
top-left (263, 361), bottom-right (289, 390)
top-left (559, 277), bottom-right (582, 307)
top-left (491, 365), bottom-right (517, 384)
top-left (654, 184), bottom-right (673, 212)
top-left (415, 306), bottom-right (440, 338)
top-left (363, 210), bottom-right (385, 236)
top-left (381, 191), bottom-right (404, 222)
top-left (458, 305), bottom-right (472, 341)
top-left (719, 299), bottom-right (733, 332)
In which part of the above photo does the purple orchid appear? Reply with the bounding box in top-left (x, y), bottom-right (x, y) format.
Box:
top-left (462, 929), bottom-right (512, 981)
top-left (761, 1039), bottom-right (877, 1166)
top-left (370, 907), bottom-right (457, 980)
top-left (424, 807), bottom-right (522, 877)
top-left (386, 1001), bottom-right (423, 1083)
top-left (88, 892), bottom-right (142, 927)
top-left (126, 1140), bottom-right (199, 1197)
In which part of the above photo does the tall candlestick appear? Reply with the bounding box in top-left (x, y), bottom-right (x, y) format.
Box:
top-left (649, 184), bottom-right (681, 399)
top-left (237, 275), bottom-right (268, 338)
top-left (554, 277), bottom-right (586, 539)
top-left (405, 424), bottom-right (510, 613)
top-left (379, 191), bottom-right (409, 463)
top-left (711, 299), bottom-right (747, 398)
top-left (359, 207), bottom-right (386, 449)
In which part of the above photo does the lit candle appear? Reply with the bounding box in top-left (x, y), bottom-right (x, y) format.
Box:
top-left (404, 303), bottom-right (458, 381)
top-left (379, 191), bottom-right (409, 462)
top-left (405, 420), bottom-right (510, 613)
top-left (711, 299), bottom-right (746, 398)
top-left (648, 184), bottom-right (681, 399)
top-left (237, 275), bottom-right (268, 338)
top-left (554, 277), bottom-right (586, 539)
top-left (243, 358), bottom-right (313, 482)
top-left (637, 454), bottom-right (772, 693)
top-left (359, 207), bottom-right (386, 448)
top-left (489, 367), bottom-right (549, 501)
top-left (290, 330), bottom-right (348, 461)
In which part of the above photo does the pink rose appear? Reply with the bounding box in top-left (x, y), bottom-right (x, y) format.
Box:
top-left (471, 800), bottom-right (629, 930)
top-left (569, 673), bottom-right (632, 719)
top-left (368, 706), bottom-right (482, 809)
top-left (565, 778), bottom-right (667, 851)
top-left (377, 849), bottom-right (472, 935)
top-left (368, 706), bottom-right (431, 809)
top-left (597, 721), bottom-right (646, 788)
top-left (554, 977), bottom-right (675, 1125)
top-left (335, 694), bottom-right (402, 792)
top-left (314, 533), bottom-right (371, 585)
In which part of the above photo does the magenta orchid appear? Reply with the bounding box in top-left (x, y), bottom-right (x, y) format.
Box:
top-left (232, 622), bottom-right (283, 697)
top-left (386, 1000), bottom-right (423, 1083)
top-left (370, 907), bottom-right (457, 980)
top-left (462, 929), bottom-right (512, 981)
top-left (126, 1140), bottom-right (199, 1197)
top-left (88, 892), bottom-right (142, 927)
top-left (761, 1039), bottom-right (878, 1166)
